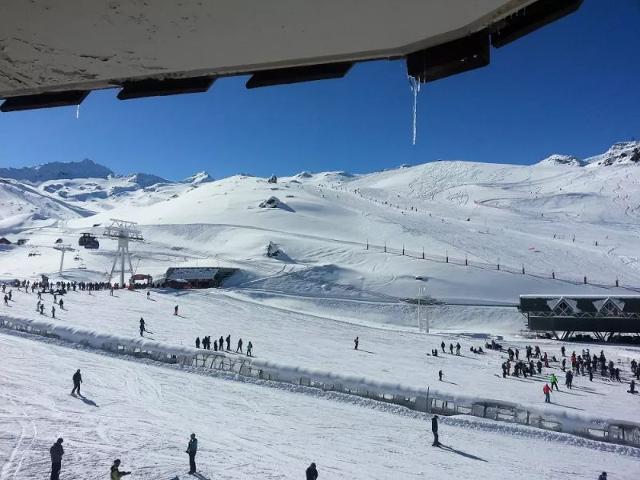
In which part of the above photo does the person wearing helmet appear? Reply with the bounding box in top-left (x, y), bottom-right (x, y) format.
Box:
top-left (598, 473), bottom-right (607, 480)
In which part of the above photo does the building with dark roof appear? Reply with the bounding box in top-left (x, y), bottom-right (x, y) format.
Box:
top-left (519, 295), bottom-right (640, 340)
top-left (164, 267), bottom-right (237, 289)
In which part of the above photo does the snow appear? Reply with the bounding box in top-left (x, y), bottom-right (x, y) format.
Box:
top-left (1, 143), bottom-right (640, 477)
top-left (3, 286), bottom-right (640, 426)
top-left (182, 171), bottom-right (214, 185)
top-left (0, 159), bottom-right (113, 183)
top-left (1, 331), bottom-right (638, 479)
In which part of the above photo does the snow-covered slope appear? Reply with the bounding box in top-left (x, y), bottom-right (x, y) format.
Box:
top-left (3, 332), bottom-right (637, 479)
top-left (586, 141), bottom-right (640, 166)
top-left (1, 142), bottom-right (639, 306)
top-left (2, 145), bottom-right (640, 478)
top-left (0, 178), bottom-right (92, 232)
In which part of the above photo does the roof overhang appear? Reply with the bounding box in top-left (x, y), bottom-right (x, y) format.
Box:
top-left (0, 0), bottom-right (582, 109)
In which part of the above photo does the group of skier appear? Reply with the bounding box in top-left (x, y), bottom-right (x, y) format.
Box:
top-left (49, 431), bottom-right (193, 479)
top-left (440, 341), bottom-right (462, 356)
top-left (494, 343), bottom-right (640, 402)
top-left (50, 409), bottom-right (316, 480)
top-left (195, 334), bottom-right (253, 356)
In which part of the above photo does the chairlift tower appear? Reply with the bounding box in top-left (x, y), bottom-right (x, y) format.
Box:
top-left (103, 219), bottom-right (144, 286)
top-left (53, 244), bottom-right (73, 275)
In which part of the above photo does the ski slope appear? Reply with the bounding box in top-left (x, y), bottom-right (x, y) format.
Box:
top-left (3, 286), bottom-right (640, 424)
top-left (1, 142), bottom-right (639, 306)
top-left (1, 143), bottom-right (640, 478)
top-left (1, 331), bottom-right (638, 480)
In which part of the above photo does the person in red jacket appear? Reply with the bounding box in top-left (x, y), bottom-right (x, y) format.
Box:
top-left (543, 383), bottom-right (552, 403)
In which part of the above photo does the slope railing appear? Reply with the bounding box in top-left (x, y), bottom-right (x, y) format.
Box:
top-left (363, 241), bottom-right (640, 293)
top-left (1, 313), bottom-right (638, 449)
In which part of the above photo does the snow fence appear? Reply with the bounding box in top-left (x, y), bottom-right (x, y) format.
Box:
top-left (1, 313), bottom-right (639, 448)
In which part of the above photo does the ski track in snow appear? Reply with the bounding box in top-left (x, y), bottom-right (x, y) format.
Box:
top-left (2, 326), bottom-right (640, 462)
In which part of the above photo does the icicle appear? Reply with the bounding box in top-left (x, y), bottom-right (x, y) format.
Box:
top-left (409, 75), bottom-right (421, 145)
top-left (76, 104), bottom-right (80, 119)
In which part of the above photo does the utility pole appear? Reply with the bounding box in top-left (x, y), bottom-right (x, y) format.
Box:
top-left (418, 286), bottom-right (429, 333)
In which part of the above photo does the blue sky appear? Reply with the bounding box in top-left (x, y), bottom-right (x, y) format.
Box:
top-left (0, 0), bottom-right (638, 180)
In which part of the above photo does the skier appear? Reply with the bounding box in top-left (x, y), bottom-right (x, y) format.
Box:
top-left (174, 305), bottom-right (179, 316)
top-left (543, 383), bottom-right (552, 403)
top-left (354, 336), bottom-right (359, 350)
top-left (455, 342), bottom-right (461, 355)
top-left (225, 334), bottom-right (231, 351)
top-left (566, 370), bottom-right (573, 389)
top-left (561, 345), bottom-right (566, 357)
top-left (195, 337), bottom-right (200, 349)
top-left (51, 305), bottom-right (56, 318)
top-left (628, 380), bottom-right (637, 394)
top-left (306, 462), bottom-right (319, 480)
top-left (598, 473), bottom-right (607, 480)
top-left (247, 341), bottom-right (253, 357)
top-left (71, 369), bottom-right (82, 396)
top-left (441, 341), bottom-right (445, 353)
top-left (3, 294), bottom-right (7, 306)
top-left (219, 336), bottom-right (224, 351)
top-left (431, 415), bottom-right (440, 446)
top-left (236, 338), bottom-right (243, 353)
top-left (213, 339), bottom-right (218, 351)
top-left (146, 291), bottom-right (150, 300)
top-left (139, 318), bottom-right (146, 337)
top-left (186, 433), bottom-right (198, 474)
top-left (59, 298), bottom-right (64, 310)
top-left (110, 459), bottom-right (131, 479)
top-left (438, 370), bottom-right (443, 381)
top-left (449, 343), bottom-right (453, 355)
top-left (40, 303), bottom-right (44, 315)
top-left (49, 438), bottom-right (64, 480)
top-left (550, 373), bottom-right (559, 391)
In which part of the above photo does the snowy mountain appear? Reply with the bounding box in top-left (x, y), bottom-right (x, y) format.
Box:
top-left (0, 141), bottom-right (638, 308)
top-left (182, 171), bottom-right (214, 184)
top-left (0, 158), bottom-right (113, 183)
top-left (0, 160), bottom-right (181, 219)
top-left (536, 154), bottom-right (584, 167)
top-left (2, 144), bottom-right (640, 480)
top-left (0, 177), bottom-right (93, 232)
top-left (585, 141), bottom-right (640, 166)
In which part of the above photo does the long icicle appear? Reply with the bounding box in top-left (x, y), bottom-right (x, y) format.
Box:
top-left (409, 75), bottom-right (421, 145)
